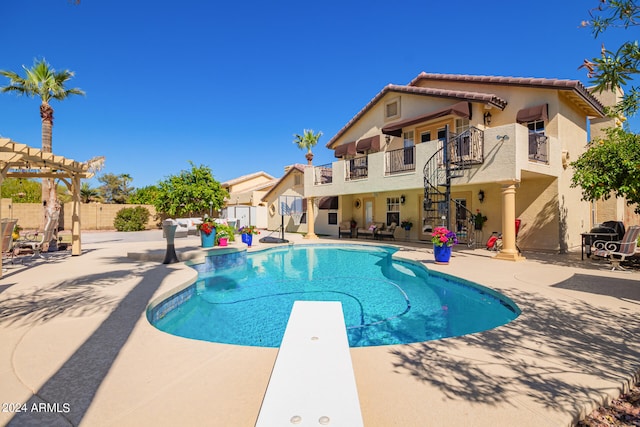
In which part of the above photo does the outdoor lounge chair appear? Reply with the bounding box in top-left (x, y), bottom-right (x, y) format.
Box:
top-left (16, 211), bottom-right (60, 258)
top-left (592, 225), bottom-right (640, 271)
top-left (1, 218), bottom-right (19, 265)
top-left (377, 222), bottom-right (397, 240)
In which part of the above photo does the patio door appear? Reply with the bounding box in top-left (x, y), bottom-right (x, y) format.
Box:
top-left (363, 197), bottom-right (374, 226)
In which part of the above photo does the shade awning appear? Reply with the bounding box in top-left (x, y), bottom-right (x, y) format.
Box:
top-left (334, 141), bottom-right (357, 158)
top-left (318, 196), bottom-right (339, 210)
top-left (382, 101), bottom-right (471, 137)
top-left (356, 135), bottom-right (381, 153)
top-left (516, 104), bottom-right (548, 123)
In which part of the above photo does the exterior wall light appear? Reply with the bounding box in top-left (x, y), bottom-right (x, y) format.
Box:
top-left (400, 195), bottom-right (406, 204)
top-left (478, 190), bottom-right (485, 203)
top-left (483, 111), bottom-right (492, 126)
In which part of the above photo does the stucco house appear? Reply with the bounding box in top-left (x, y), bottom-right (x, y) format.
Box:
top-left (221, 171), bottom-right (276, 229)
top-left (262, 164), bottom-right (308, 234)
top-left (304, 72), bottom-right (609, 259)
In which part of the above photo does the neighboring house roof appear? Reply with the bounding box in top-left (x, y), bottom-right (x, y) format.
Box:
top-left (326, 72), bottom-right (606, 148)
top-left (221, 171), bottom-right (275, 188)
top-left (261, 164), bottom-right (306, 202)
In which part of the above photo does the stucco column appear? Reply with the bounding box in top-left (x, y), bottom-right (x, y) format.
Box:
top-left (71, 174), bottom-right (82, 256)
top-left (304, 197), bottom-right (318, 240)
top-left (494, 181), bottom-right (525, 262)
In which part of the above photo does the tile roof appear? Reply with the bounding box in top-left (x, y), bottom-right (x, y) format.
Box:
top-left (325, 72), bottom-right (606, 148)
top-left (221, 171), bottom-right (276, 187)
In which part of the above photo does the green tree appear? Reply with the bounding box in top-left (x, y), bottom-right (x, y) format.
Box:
top-left (80, 182), bottom-right (103, 203)
top-left (0, 178), bottom-right (41, 203)
top-left (0, 58), bottom-right (85, 221)
top-left (571, 127), bottom-right (640, 212)
top-left (128, 185), bottom-right (160, 205)
top-left (98, 173), bottom-right (133, 204)
top-left (293, 129), bottom-right (322, 165)
top-left (154, 162), bottom-right (228, 217)
top-left (581, 1), bottom-right (640, 117)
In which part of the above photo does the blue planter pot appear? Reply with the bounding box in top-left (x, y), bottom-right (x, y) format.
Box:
top-left (201, 230), bottom-right (216, 248)
top-left (242, 234), bottom-right (253, 247)
top-left (433, 245), bottom-right (452, 264)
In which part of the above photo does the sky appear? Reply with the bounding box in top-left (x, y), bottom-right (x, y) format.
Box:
top-left (1, 0), bottom-right (638, 190)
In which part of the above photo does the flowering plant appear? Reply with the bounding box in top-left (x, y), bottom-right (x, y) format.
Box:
top-left (239, 225), bottom-right (259, 235)
top-left (400, 219), bottom-right (413, 229)
top-left (198, 218), bottom-right (216, 236)
top-left (431, 227), bottom-right (458, 247)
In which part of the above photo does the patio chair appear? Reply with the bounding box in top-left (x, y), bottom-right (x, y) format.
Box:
top-left (377, 222), bottom-right (397, 240)
top-left (16, 211), bottom-right (60, 258)
top-left (592, 225), bottom-right (640, 271)
top-left (339, 221), bottom-right (353, 238)
top-left (357, 222), bottom-right (383, 239)
top-left (1, 218), bottom-right (19, 265)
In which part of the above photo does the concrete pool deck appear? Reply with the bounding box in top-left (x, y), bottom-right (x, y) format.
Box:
top-left (0, 230), bottom-right (638, 426)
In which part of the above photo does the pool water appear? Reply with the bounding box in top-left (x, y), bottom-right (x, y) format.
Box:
top-left (152, 244), bottom-right (519, 347)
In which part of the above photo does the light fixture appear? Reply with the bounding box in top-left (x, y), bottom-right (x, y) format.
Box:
top-left (483, 111), bottom-right (492, 126)
top-left (400, 195), bottom-right (406, 204)
top-left (385, 134), bottom-right (392, 145)
top-left (478, 190), bottom-right (485, 203)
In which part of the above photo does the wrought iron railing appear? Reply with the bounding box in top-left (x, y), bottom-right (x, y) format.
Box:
top-left (528, 133), bottom-right (548, 163)
top-left (314, 164), bottom-right (333, 185)
top-left (345, 157), bottom-right (368, 180)
top-left (448, 127), bottom-right (484, 165)
top-left (385, 146), bottom-right (416, 175)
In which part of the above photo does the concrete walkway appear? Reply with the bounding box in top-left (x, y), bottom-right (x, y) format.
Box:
top-left (0, 230), bottom-right (639, 426)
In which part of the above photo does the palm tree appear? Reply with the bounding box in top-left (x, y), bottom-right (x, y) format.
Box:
top-left (80, 182), bottom-right (102, 203)
top-left (0, 58), bottom-right (85, 224)
top-left (293, 129), bottom-right (323, 165)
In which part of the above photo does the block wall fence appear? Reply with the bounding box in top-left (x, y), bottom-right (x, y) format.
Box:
top-left (0, 198), bottom-right (158, 230)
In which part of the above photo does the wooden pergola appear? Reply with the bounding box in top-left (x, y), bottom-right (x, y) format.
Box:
top-left (0, 137), bottom-right (102, 274)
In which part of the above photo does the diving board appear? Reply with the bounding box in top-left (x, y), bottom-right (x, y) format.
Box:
top-left (256, 301), bottom-right (364, 427)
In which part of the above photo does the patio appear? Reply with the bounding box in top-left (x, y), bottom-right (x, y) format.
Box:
top-left (0, 230), bottom-right (639, 426)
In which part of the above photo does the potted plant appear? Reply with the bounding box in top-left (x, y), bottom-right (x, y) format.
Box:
top-left (216, 230), bottom-right (229, 246)
top-left (239, 225), bottom-right (259, 247)
top-left (473, 210), bottom-right (488, 230)
top-left (431, 226), bottom-right (458, 264)
top-left (198, 218), bottom-right (217, 248)
top-left (400, 219), bottom-right (413, 231)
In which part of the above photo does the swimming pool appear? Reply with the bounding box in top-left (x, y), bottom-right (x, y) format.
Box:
top-left (149, 244), bottom-right (520, 347)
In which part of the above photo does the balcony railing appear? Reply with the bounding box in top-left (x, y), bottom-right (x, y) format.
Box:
top-left (346, 157), bottom-right (368, 181)
top-left (528, 132), bottom-right (548, 163)
top-left (449, 127), bottom-right (484, 165)
top-left (314, 164), bottom-right (333, 185)
top-left (385, 146), bottom-right (416, 175)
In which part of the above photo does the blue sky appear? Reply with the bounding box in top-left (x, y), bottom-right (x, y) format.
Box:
top-left (1, 0), bottom-right (637, 189)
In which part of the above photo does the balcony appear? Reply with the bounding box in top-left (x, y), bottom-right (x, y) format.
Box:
top-left (346, 157), bottom-right (368, 181)
top-left (306, 124), bottom-right (564, 198)
top-left (314, 164), bottom-right (333, 185)
top-left (385, 147), bottom-right (416, 175)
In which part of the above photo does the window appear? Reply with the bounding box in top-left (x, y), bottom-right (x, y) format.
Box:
top-left (294, 173), bottom-right (302, 186)
top-left (403, 131), bottom-right (414, 165)
top-left (455, 118), bottom-right (469, 134)
top-left (328, 212), bottom-right (337, 225)
top-left (386, 197), bottom-right (400, 227)
top-left (420, 131), bottom-right (431, 143)
top-left (527, 120), bottom-right (548, 163)
top-left (385, 97), bottom-right (400, 120)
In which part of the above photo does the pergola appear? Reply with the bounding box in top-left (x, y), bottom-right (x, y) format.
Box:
top-left (0, 137), bottom-right (102, 274)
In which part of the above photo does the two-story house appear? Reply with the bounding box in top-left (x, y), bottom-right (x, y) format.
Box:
top-left (304, 72), bottom-right (606, 259)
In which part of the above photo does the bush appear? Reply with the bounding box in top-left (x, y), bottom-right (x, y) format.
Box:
top-left (114, 206), bottom-right (150, 232)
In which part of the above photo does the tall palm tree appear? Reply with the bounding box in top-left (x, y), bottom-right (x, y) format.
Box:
top-left (293, 129), bottom-right (323, 165)
top-left (0, 58), bottom-right (85, 224)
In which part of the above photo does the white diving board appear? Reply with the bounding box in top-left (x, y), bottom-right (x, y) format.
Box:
top-left (256, 301), bottom-right (364, 427)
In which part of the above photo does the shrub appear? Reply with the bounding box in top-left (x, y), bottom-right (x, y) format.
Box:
top-left (114, 206), bottom-right (150, 232)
